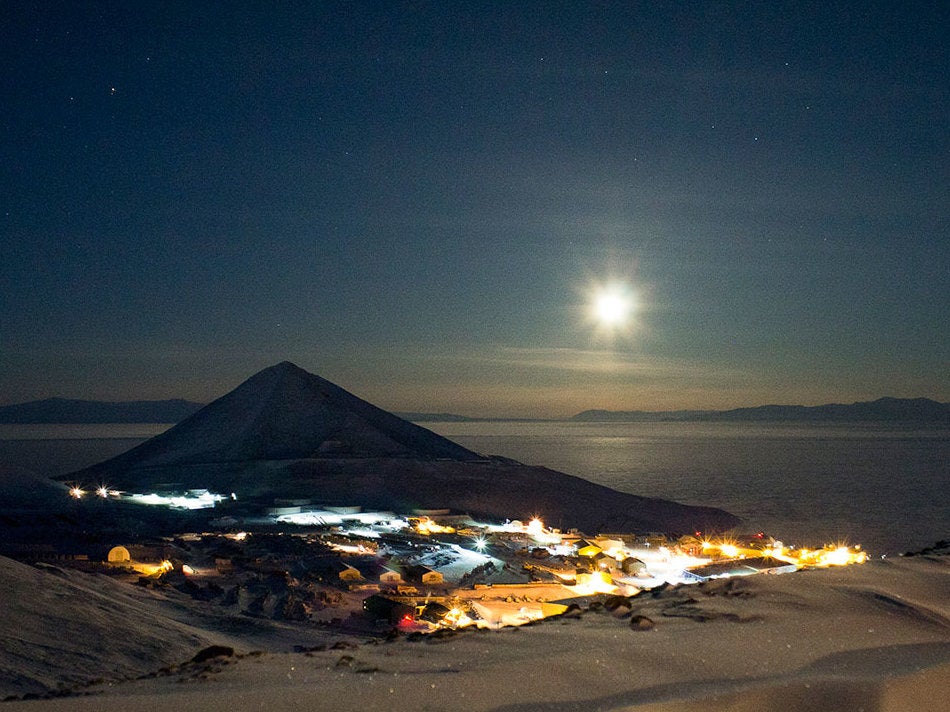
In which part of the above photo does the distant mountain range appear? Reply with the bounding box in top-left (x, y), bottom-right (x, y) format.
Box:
top-left (572, 397), bottom-right (950, 423)
top-left (0, 398), bottom-right (205, 424)
top-left (3, 395), bottom-right (946, 425)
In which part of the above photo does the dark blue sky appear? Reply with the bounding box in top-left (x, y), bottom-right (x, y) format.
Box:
top-left (2, 2), bottom-right (948, 416)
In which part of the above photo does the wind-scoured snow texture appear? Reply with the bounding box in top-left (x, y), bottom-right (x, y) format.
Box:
top-left (0, 557), bottom-right (216, 698)
top-left (63, 362), bottom-right (740, 534)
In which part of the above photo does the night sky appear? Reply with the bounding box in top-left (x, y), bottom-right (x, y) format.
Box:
top-left (2, 2), bottom-right (948, 417)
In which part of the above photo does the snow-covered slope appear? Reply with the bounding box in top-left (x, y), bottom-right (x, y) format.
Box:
top-left (3, 555), bottom-right (949, 709)
top-left (0, 556), bottom-right (218, 698)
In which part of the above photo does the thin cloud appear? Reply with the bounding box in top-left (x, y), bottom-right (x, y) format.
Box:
top-left (443, 345), bottom-right (749, 383)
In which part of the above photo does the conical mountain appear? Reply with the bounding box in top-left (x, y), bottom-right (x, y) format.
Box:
top-left (67, 362), bottom-right (741, 535)
top-left (79, 361), bottom-right (478, 472)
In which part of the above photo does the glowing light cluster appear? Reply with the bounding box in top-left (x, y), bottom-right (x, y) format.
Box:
top-left (795, 544), bottom-right (868, 567)
top-left (67, 484), bottom-right (229, 510)
top-left (277, 510), bottom-right (406, 528)
top-left (699, 538), bottom-right (867, 570)
top-left (719, 543), bottom-right (739, 558)
top-left (127, 489), bottom-right (226, 509)
top-left (442, 607), bottom-right (475, 628)
top-left (414, 518), bottom-right (455, 535)
top-left (572, 571), bottom-right (619, 596)
top-left (329, 542), bottom-right (375, 555)
top-left (136, 559), bottom-right (174, 577)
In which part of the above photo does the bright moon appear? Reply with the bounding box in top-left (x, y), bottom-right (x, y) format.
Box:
top-left (596, 292), bottom-right (628, 325)
top-left (591, 283), bottom-right (635, 328)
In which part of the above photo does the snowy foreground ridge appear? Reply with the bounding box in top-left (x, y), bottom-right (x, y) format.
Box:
top-left (1, 551), bottom-right (948, 711)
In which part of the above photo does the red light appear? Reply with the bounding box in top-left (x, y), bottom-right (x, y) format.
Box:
top-left (401, 614), bottom-right (414, 624)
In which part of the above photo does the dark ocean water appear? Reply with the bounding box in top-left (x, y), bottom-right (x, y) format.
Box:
top-left (1, 422), bottom-right (946, 555)
top-left (0, 424), bottom-right (172, 477)
top-left (425, 421), bottom-right (949, 556)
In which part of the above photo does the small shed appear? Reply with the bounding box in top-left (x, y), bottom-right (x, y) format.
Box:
top-left (336, 563), bottom-right (363, 582)
top-left (620, 557), bottom-right (647, 576)
top-left (594, 552), bottom-right (619, 572)
top-left (379, 567), bottom-right (403, 585)
top-left (575, 539), bottom-right (602, 558)
top-left (419, 569), bottom-right (443, 586)
top-left (404, 564), bottom-right (444, 586)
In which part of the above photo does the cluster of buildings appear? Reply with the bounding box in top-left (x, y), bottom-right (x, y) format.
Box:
top-left (53, 489), bottom-right (868, 632)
